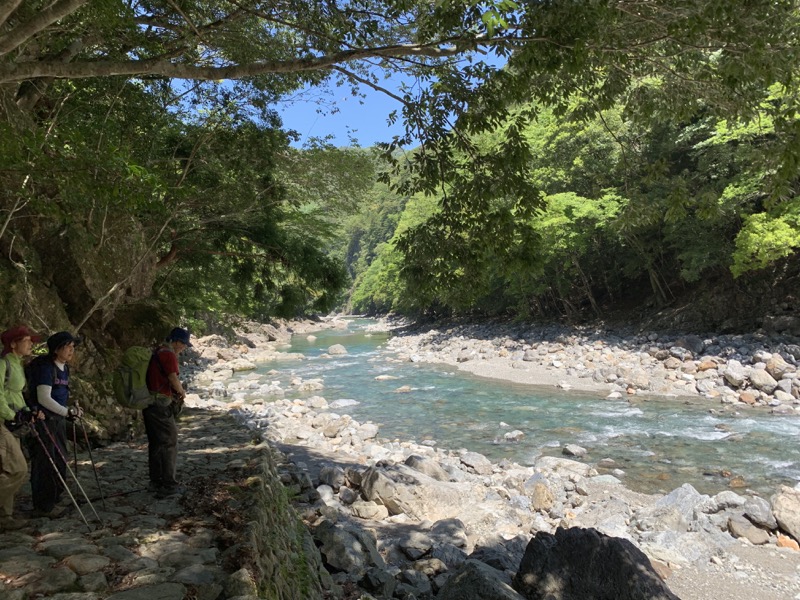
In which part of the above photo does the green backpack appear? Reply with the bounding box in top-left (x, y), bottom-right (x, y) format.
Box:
top-left (112, 346), bottom-right (161, 410)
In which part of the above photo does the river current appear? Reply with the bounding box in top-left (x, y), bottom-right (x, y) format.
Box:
top-left (244, 319), bottom-right (800, 496)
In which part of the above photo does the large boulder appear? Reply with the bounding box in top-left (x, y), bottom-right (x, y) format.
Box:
top-left (674, 335), bottom-right (704, 355)
top-left (460, 451), bottom-right (494, 475)
top-left (405, 454), bottom-right (451, 482)
top-left (313, 519), bottom-right (384, 577)
top-left (743, 495), bottom-right (778, 530)
top-left (512, 527), bottom-right (680, 600)
top-left (534, 456), bottom-right (593, 478)
top-left (722, 360), bottom-right (748, 388)
top-left (765, 354), bottom-right (794, 379)
top-left (748, 368), bottom-right (778, 394)
top-left (772, 485), bottom-right (800, 541)
top-left (437, 559), bottom-right (525, 600)
top-left (361, 464), bottom-right (481, 521)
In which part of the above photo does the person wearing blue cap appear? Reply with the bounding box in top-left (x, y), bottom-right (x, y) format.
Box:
top-left (144, 327), bottom-right (191, 499)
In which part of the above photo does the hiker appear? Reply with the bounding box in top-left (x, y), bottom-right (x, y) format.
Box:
top-left (29, 331), bottom-right (83, 517)
top-left (0, 325), bottom-right (43, 529)
top-left (144, 327), bottom-right (190, 498)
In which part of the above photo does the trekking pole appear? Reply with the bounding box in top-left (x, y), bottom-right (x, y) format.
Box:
top-left (29, 424), bottom-right (92, 532)
top-left (39, 419), bottom-right (103, 526)
top-left (72, 420), bottom-right (79, 497)
top-left (88, 487), bottom-right (147, 503)
top-left (78, 414), bottom-right (106, 510)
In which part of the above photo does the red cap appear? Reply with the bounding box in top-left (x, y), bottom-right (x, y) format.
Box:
top-left (1, 325), bottom-right (43, 356)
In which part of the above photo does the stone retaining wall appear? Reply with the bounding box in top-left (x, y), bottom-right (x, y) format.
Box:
top-left (243, 443), bottom-right (329, 600)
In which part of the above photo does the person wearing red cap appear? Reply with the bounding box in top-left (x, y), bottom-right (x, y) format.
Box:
top-left (0, 325), bottom-right (41, 530)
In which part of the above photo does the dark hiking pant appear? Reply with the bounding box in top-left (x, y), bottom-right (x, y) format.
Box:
top-left (143, 404), bottom-right (178, 488)
top-left (30, 415), bottom-right (67, 512)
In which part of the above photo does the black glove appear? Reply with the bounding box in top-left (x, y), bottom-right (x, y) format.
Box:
top-left (4, 410), bottom-right (33, 436)
top-left (4, 418), bottom-right (22, 431)
top-left (66, 406), bottom-right (84, 421)
top-left (14, 409), bottom-right (35, 424)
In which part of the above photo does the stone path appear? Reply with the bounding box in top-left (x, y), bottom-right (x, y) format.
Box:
top-left (0, 407), bottom-right (264, 600)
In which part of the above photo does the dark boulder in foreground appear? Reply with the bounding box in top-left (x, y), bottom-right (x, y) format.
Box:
top-left (437, 559), bottom-right (525, 600)
top-left (512, 527), bottom-right (680, 600)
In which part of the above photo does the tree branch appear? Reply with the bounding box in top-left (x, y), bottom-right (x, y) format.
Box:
top-left (0, 0), bottom-right (88, 57)
top-left (15, 38), bottom-right (84, 111)
top-left (331, 65), bottom-right (410, 107)
top-left (74, 212), bottom-right (174, 332)
top-left (0, 0), bottom-right (23, 29)
top-left (0, 36), bottom-right (528, 83)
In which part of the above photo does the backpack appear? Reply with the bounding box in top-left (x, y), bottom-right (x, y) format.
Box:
top-left (112, 346), bottom-right (160, 410)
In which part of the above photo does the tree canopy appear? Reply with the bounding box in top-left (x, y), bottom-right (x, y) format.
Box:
top-left (3, 2), bottom-right (798, 121)
top-left (346, 87), bottom-right (800, 324)
top-left (2, 0), bottom-right (800, 333)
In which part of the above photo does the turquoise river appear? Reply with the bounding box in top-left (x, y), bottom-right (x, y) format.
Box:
top-left (241, 319), bottom-right (800, 497)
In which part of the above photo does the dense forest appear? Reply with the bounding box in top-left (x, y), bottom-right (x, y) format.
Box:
top-left (1, 0), bottom-right (799, 352)
top-left (343, 94), bottom-right (800, 331)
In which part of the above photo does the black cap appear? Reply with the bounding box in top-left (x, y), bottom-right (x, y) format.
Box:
top-left (47, 331), bottom-right (81, 354)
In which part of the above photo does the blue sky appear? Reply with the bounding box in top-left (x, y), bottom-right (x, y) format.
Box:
top-left (275, 53), bottom-right (506, 148)
top-left (276, 80), bottom-right (408, 148)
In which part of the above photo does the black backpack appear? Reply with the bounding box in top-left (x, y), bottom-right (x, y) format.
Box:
top-left (2, 356), bottom-right (11, 392)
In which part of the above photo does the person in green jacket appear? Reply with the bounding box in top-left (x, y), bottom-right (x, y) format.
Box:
top-left (0, 325), bottom-right (41, 530)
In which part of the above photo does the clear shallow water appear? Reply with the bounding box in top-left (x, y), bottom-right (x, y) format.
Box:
top-left (249, 319), bottom-right (800, 496)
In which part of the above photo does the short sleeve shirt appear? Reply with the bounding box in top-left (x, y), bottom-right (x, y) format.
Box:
top-left (146, 347), bottom-right (178, 397)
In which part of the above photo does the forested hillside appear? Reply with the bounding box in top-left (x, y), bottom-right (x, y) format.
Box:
top-left (344, 95), bottom-right (800, 332)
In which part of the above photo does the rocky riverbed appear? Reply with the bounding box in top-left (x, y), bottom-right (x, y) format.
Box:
top-left (192, 317), bottom-right (800, 599)
top-left (3, 316), bottom-right (800, 599)
top-left (382, 320), bottom-right (800, 410)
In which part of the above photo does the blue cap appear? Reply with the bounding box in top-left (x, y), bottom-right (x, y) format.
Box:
top-left (167, 327), bottom-right (192, 347)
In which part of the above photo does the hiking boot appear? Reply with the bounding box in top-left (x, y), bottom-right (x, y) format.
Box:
top-left (0, 516), bottom-right (28, 530)
top-left (29, 505), bottom-right (66, 519)
top-left (154, 484), bottom-right (186, 499)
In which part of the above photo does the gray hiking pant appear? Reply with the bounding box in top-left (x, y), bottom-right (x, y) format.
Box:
top-left (142, 403), bottom-right (178, 488)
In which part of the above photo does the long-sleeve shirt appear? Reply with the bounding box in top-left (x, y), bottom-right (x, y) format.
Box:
top-left (0, 354), bottom-right (28, 421)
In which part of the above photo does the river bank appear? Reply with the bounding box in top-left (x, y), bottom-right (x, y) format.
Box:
top-left (189, 317), bottom-right (800, 599)
top-left (381, 318), bottom-right (800, 410)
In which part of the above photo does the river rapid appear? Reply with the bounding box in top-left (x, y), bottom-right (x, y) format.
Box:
top-left (246, 318), bottom-right (800, 497)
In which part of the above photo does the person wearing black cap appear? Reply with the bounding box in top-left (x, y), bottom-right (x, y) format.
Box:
top-left (28, 331), bottom-right (83, 517)
top-left (144, 327), bottom-right (190, 499)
